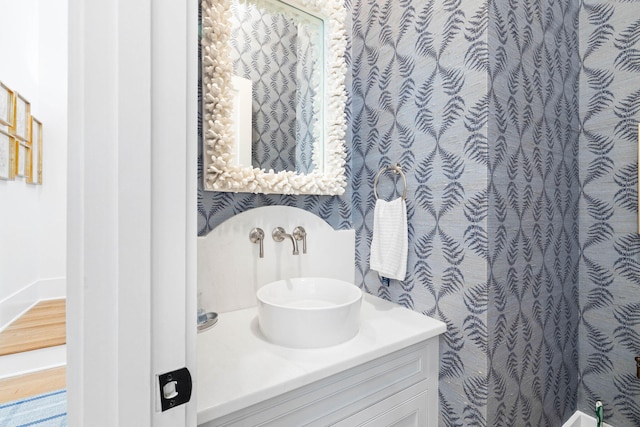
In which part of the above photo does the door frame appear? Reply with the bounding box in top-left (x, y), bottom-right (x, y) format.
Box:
top-left (67, 0), bottom-right (197, 425)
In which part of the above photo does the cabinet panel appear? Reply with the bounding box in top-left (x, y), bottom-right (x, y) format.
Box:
top-left (359, 390), bottom-right (428, 427)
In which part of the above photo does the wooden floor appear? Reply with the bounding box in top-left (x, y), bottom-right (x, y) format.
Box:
top-left (0, 299), bottom-right (66, 403)
top-left (0, 366), bottom-right (66, 403)
top-left (0, 299), bottom-right (66, 356)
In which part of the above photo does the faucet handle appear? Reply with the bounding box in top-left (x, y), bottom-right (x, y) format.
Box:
top-left (293, 226), bottom-right (307, 254)
top-left (272, 227), bottom-right (287, 242)
top-left (249, 228), bottom-right (265, 258)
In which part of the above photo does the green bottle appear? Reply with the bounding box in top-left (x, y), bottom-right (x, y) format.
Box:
top-left (595, 401), bottom-right (603, 427)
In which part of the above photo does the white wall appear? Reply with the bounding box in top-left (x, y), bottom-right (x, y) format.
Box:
top-left (0, 0), bottom-right (67, 321)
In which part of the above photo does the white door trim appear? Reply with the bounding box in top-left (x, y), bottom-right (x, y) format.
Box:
top-left (67, 0), bottom-right (196, 425)
top-left (150, 0), bottom-right (198, 425)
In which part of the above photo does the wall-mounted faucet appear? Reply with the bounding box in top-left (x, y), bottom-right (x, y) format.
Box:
top-left (249, 228), bottom-right (265, 258)
top-left (272, 227), bottom-right (299, 255)
top-left (293, 226), bottom-right (307, 254)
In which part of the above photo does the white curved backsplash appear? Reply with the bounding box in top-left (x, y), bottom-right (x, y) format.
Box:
top-left (198, 206), bottom-right (355, 314)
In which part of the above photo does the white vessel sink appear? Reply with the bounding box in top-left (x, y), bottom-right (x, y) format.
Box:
top-left (256, 277), bottom-right (363, 348)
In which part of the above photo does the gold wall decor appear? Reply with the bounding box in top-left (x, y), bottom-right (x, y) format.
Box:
top-left (15, 140), bottom-right (30, 178)
top-left (28, 117), bottom-right (42, 184)
top-left (0, 82), bottom-right (14, 128)
top-left (0, 128), bottom-right (14, 180)
top-left (11, 92), bottom-right (31, 142)
top-left (0, 80), bottom-right (42, 184)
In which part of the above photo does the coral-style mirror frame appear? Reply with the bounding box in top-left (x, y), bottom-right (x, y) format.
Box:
top-left (201, 0), bottom-right (347, 195)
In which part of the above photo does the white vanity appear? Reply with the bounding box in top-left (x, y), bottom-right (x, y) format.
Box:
top-left (197, 206), bottom-right (446, 426)
top-left (197, 293), bottom-right (446, 426)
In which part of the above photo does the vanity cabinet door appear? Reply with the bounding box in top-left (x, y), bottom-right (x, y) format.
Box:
top-left (332, 385), bottom-right (431, 427)
top-left (201, 339), bottom-right (440, 427)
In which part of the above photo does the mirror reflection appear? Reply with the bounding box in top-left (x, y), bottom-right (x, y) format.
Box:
top-left (229, 0), bottom-right (324, 174)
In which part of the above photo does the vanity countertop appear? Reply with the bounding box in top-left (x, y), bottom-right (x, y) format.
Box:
top-left (197, 293), bottom-right (446, 425)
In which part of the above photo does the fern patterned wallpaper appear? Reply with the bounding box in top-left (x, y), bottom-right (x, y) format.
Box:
top-left (486, 0), bottom-right (581, 425)
top-left (351, 0), bottom-right (581, 425)
top-left (199, 0), bottom-right (640, 425)
top-left (349, 0), bottom-right (490, 425)
top-left (578, 2), bottom-right (640, 426)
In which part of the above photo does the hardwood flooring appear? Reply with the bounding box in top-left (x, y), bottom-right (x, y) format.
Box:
top-left (0, 299), bottom-right (66, 356)
top-left (0, 299), bottom-right (66, 403)
top-left (0, 366), bottom-right (66, 404)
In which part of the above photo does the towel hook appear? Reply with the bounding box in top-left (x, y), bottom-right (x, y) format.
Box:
top-left (374, 163), bottom-right (407, 200)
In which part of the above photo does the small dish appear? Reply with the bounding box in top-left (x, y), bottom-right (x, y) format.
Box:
top-left (197, 312), bottom-right (218, 333)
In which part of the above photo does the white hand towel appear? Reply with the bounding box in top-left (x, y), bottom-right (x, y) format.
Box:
top-left (370, 197), bottom-right (408, 280)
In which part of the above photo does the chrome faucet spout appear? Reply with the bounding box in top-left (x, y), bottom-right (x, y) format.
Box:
top-left (272, 227), bottom-right (299, 255)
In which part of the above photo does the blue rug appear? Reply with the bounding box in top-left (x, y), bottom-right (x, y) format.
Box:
top-left (0, 390), bottom-right (66, 427)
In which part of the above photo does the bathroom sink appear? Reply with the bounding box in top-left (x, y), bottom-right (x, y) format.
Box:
top-left (256, 277), bottom-right (363, 348)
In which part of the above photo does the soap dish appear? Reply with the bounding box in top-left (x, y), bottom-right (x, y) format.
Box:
top-left (197, 312), bottom-right (218, 333)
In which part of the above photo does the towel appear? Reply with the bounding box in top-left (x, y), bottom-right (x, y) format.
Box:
top-left (370, 197), bottom-right (408, 280)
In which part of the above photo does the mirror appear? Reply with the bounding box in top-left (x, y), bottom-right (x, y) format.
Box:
top-left (201, 0), bottom-right (347, 195)
top-left (229, 0), bottom-right (323, 175)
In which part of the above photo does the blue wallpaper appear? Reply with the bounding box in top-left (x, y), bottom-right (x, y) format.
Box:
top-left (579, 2), bottom-right (640, 426)
top-left (200, 0), bottom-right (640, 425)
top-left (350, 0), bottom-right (580, 424)
top-left (349, 0), bottom-right (490, 424)
top-left (487, 0), bottom-right (580, 425)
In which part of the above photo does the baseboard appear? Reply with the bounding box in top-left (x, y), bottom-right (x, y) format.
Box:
top-left (563, 410), bottom-right (615, 427)
top-left (0, 278), bottom-right (66, 332)
top-left (0, 345), bottom-right (66, 380)
top-left (36, 277), bottom-right (66, 301)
